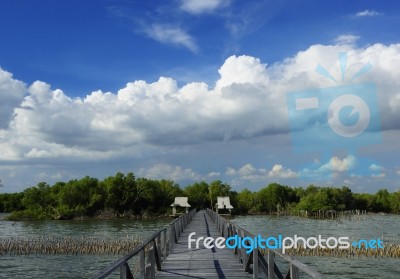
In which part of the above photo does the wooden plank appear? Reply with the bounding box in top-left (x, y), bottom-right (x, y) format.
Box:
top-left (155, 211), bottom-right (252, 279)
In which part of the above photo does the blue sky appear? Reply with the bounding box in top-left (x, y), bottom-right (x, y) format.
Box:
top-left (1, 0), bottom-right (399, 94)
top-left (1, 0), bottom-right (400, 193)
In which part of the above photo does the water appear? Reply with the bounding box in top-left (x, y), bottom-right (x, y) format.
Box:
top-left (0, 213), bottom-right (399, 278)
top-left (232, 214), bottom-right (400, 279)
top-left (0, 213), bottom-right (170, 279)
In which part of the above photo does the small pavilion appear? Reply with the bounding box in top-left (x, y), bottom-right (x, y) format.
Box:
top-left (215, 196), bottom-right (233, 214)
top-left (170, 197), bottom-right (191, 216)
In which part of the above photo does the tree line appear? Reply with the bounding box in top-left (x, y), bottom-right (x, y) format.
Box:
top-left (0, 172), bottom-right (399, 220)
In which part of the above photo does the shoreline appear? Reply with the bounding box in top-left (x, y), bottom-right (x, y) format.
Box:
top-left (2, 210), bottom-right (398, 222)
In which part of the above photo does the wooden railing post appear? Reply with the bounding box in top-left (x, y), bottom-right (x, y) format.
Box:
top-left (156, 233), bottom-right (161, 262)
top-left (205, 209), bottom-right (326, 279)
top-left (258, 250), bottom-right (269, 276)
top-left (119, 262), bottom-right (133, 279)
top-left (169, 224), bottom-right (173, 252)
top-left (181, 216), bottom-right (184, 232)
top-left (153, 240), bottom-right (162, 271)
top-left (139, 249), bottom-right (145, 279)
top-left (268, 250), bottom-right (275, 279)
top-left (148, 246), bottom-right (155, 279)
top-left (290, 263), bottom-right (299, 279)
top-left (162, 229), bottom-right (167, 260)
top-left (253, 245), bottom-right (258, 279)
top-left (174, 222), bottom-right (179, 243)
top-left (93, 209), bottom-right (197, 279)
top-left (239, 230), bottom-right (246, 270)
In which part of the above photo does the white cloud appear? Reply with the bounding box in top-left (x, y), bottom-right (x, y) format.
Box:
top-left (138, 164), bottom-right (202, 181)
top-left (334, 34), bottom-right (360, 46)
top-left (207, 171), bottom-right (220, 178)
top-left (320, 155), bottom-right (356, 173)
top-left (238, 163), bottom-right (256, 176)
top-left (369, 164), bottom-right (384, 172)
top-left (300, 155), bottom-right (356, 179)
top-left (396, 170), bottom-right (400, 176)
top-left (225, 167), bottom-right (236, 176)
top-left (215, 55), bottom-right (269, 89)
top-left (225, 163), bottom-right (296, 181)
top-left (300, 156), bottom-right (389, 182)
top-left (1, 43), bottom-right (400, 165)
top-left (3, 43), bottom-right (400, 164)
top-left (25, 148), bottom-right (56, 159)
top-left (356, 10), bottom-right (383, 17)
top-left (268, 164), bottom-right (297, 179)
top-left (329, 155), bottom-right (355, 172)
top-left (180, 0), bottom-right (230, 14)
top-left (2, 42), bottom-right (400, 190)
top-left (0, 68), bottom-right (26, 129)
top-left (143, 24), bottom-right (198, 52)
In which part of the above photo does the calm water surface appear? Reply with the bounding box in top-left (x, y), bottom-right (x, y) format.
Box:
top-left (232, 214), bottom-right (400, 279)
top-left (0, 213), bottom-right (170, 279)
top-left (0, 213), bottom-right (399, 278)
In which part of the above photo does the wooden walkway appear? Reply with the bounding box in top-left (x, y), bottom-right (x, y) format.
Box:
top-left (93, 209), bottom-right (325, 279)
top-left (155, 210), bottom-right (252, 279)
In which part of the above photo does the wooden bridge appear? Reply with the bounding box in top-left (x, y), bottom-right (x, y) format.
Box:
top-left (93, 209), bottom-right (325, 279)
top-left (155, 210), bottom-right (251, 279)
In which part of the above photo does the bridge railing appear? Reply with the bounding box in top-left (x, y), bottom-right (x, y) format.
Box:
top-left (92, 209), bottom-right (196, 279)
top-left (206, 209), bottom-right (326, 279)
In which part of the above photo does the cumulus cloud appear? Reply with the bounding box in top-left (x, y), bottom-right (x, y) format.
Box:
top-left (143, 24), bottom-right (198, 52)
top-left (2, 42), bottom-right (400, 191)
top-left (322, 155), bottom-right (356, 173)
top-left (215, 55), bottom-right (269, 89)
top-left (180, 0), bottom-right (230, 14)
top-left (300, 155), bottom-right (356, 179)
top-left (138, 163), bottom-right (202, 181)
top-left (356, 10), bottom-right (383, 17)
top-left (0, 68), bottom-right (26, 129)
top-left (268, 164), bottom-right (297, 179)
top-left (236, 164), bottom-right (266, 180)
top-left (334, 34), bottom-right (360, 46)
top-left (300, 155), bottom-right (387, 181)
top-left (225, 163), bottom-right (296, 181)
top-left (238, 164), bottom-right (257, 176)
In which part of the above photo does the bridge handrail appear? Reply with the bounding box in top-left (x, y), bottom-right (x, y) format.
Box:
top-left (92, 209), bottom-right (196, 279)
top-left (206, 208), bottom-right (326, 279)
